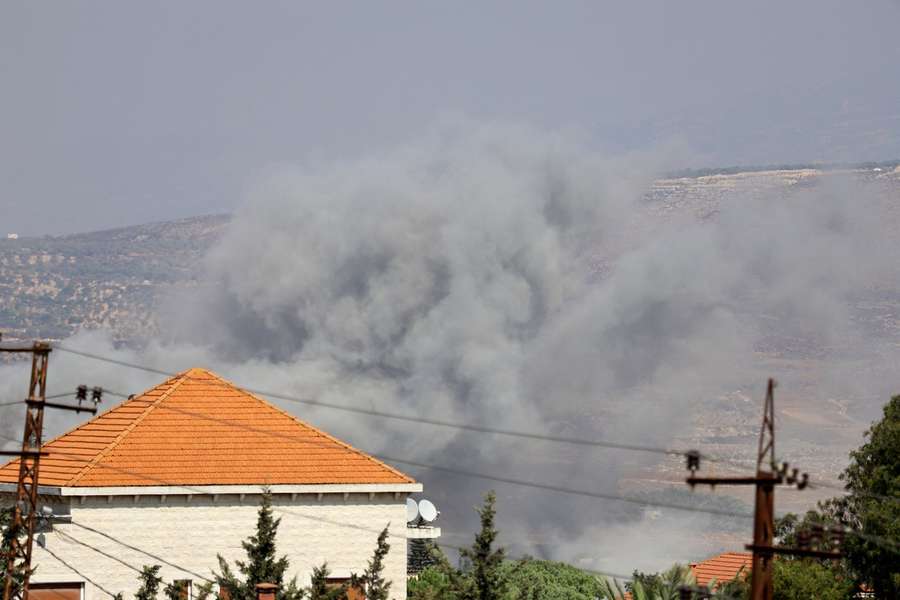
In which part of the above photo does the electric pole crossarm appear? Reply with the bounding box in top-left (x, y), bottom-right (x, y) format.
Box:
top-left (26, 399), bottom-right (97, 414)
top-left (687, 475), bottom-right (780, 487)
top-left (0, 451), bottom-right (49, 457)
top-left (744, 545), bottom-right (842, 560)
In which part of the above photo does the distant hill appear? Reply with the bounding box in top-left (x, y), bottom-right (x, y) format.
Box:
top-left (2, 166), bottom-right (898, 348)
top-left (0, 214), bottom-right (229, 343)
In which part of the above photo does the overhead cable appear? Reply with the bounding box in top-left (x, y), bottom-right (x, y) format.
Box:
top-left (52, 344), bottom-right (717, 461)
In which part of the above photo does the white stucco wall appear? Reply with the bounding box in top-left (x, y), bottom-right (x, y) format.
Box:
top-left (28, 491), bottom-right (409, 600)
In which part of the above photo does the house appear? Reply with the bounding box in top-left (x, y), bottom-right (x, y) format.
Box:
top-left (0, 368), bottom-right (424, 600)
top-left (689, 552), bottom-right (752, 588)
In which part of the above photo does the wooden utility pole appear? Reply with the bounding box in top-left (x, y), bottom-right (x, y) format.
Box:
top-left (685, 380), bottom-right (834, 600)
top-left (1, 341), bottom-right (97, 600)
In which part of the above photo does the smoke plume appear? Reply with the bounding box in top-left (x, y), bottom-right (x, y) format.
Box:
top-left (3, 123), bottom-right (899, 573)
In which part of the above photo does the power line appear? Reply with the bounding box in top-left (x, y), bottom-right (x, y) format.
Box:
top-left (10, 428), bottom-right (754, 551)
top-left (55, 530), bottom-right (142, 574)
top-left (115, 401), bottom-right (759, 521)
top-left (68, 517), bottom-right (634, 586)
top-left (52, 344), bottom-right (711, 461)
top-left (6, 367), bottom-right (899, 559)
top-left (40, 544), bottom-right (117, 598)
top-left (64, 522), bottom-right (212, 583)
top-left (6, 426), bottom-right (899, 567)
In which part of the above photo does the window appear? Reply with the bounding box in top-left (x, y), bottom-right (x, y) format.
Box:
top-left (27, 582), bottom-right (83, 600)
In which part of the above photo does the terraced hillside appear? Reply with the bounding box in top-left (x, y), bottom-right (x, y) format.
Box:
top-left (0, 214), bottom-right (229, 343)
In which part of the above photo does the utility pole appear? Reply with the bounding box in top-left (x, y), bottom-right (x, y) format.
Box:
top-left (1, 341), bottom-right (98, 600)
top-left (685, 379), bottom-right (836, 600)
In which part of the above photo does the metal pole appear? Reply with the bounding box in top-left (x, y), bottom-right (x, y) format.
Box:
top-left (750, 379), bottom-right (776, 600)
top-left (749, 474), bottom-right (776, 600)
top-left (3, 342), bottom-right (50, 600)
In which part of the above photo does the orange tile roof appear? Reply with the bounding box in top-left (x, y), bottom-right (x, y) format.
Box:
top-left (690, 552), bottom-right (752, 588)
top-left (0, 368), bottom-right (414, 488)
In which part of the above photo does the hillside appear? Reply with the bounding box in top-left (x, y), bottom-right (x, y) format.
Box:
top-left (0, 214), bottom-right (229, 343)
top-left (3, 168), bottom-right (899, 348)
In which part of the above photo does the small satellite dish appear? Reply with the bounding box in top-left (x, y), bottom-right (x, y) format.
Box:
top-left (418, 499), bottom-right (438, 523)
top-left (406, 497), bottom-right (419, 523)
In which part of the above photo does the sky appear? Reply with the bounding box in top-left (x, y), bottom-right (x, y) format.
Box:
top-left (2, 0), bottom-right (899, 235)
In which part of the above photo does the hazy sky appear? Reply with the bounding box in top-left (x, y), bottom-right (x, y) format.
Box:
top-left (2, 1), bottom-right (899, 236)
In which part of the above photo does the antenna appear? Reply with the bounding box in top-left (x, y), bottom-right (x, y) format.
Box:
top-left (406, 497), bottom-right (419, 524)
top-left (418, 499), bottom-right (439, 523)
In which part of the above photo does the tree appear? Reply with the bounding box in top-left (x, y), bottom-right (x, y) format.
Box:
top-left (459, 491), bottom-right (506, 600)
top-left (631, 564), bottom-right (695, 598)
top-left (215, 488), bottom-right (303, 600)
top-left (604, 563), bottom-right (747, 600)
top-left (838, 394), bottom-right (900, 597)
top-left (164, 580), bottom-right (189, 600)
top-left (194, 582), bottom-right (215, 600)
top-left (0, 506), bottom-right (26, 595)
top-left (307, 563), bottom-right (347, 600)
top-left (352, 525), bottom-right (391, 600)
top-left (135, 565), bottom-right (163, 600)
top-left (407, 565), bottom-right (455, 600)
top-left (770, 559), bottom-right (853, 600)
top-left (500, 558), bottom-right (603, 600)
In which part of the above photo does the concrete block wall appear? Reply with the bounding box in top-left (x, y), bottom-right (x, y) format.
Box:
top-left (29, 492), bottom-right (408, 599)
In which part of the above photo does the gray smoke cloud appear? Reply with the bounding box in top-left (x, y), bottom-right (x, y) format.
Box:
top-left (2, 123), bottom-right (898, 574)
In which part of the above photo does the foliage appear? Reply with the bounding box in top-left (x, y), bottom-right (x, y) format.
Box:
top-left (610, 564), bottom-right (744, 600)
top-left (407, 565), bottom-right (456, 600)
top-left (774, 510), bottom-right (842, 553)
top-left (838, 394), bottom-right (900, 597)
top-left (214, 488), bottom-right (303, 600)
top-left (499, 559), bottom-right (603, 600)
top-left (771, 559), bottom-right (854, 600)
top-left (0, 506), bottom-right (26, 595)
top-left (615, 564), bottom-right (695, 599)
top-left (459, 491), bottom-right (506, 600)
top-left (194, 582), bottom-right (216, 600)
top-left (163, 580), bottom-right (189, 600)
top-left (352, 526), bottom-right (392, 600)
top-left (307, 563), bottom-right (347, 600)
top-left (135, 565), bottom-right (163, 600)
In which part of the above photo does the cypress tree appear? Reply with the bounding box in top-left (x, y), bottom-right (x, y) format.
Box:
top-left (307, 563), bottom-right (347, 600)
top-left (460, 491), bottom-right (505, 600)
top-left (215, 488), bottom-right (302, 600)
top-left (135, 565), bottom-right (163, 600)
top-left (353, 526), bottom-right (391, 600)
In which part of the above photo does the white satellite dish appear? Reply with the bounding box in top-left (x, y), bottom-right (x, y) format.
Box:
top-left (406, 497), bottom-right (419, 523)
top-left (418, 499), bottom-right (438, 523)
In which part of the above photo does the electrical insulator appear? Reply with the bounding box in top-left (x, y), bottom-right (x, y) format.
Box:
top-left (685, 450), bottom-right (701, 473)
top-left (830, 525), bottom-right (845, 548)
top-left (797, 473), bottom-right (809, 490)
top-left (76, 385), bottom-right (88, 402)
top-left (810, 523), bottom-right (825, 546)
top-left (91, 387), bottom-right (103, 404)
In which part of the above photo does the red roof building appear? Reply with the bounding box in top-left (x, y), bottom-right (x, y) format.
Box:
top-left (690, 552), bottom-right (752, 588)
top-left (0, 368), bottom-right (422, 600)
